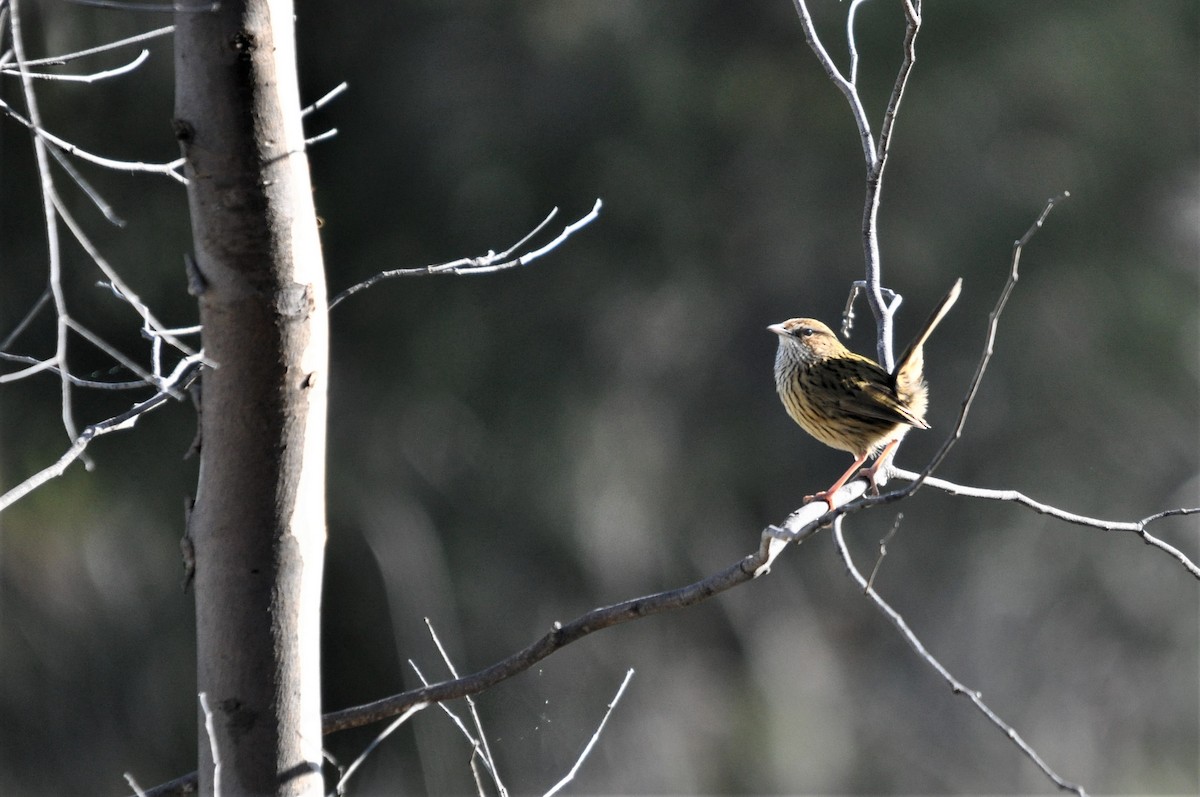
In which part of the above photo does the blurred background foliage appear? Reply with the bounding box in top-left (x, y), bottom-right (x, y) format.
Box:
top-left (1, 0), bottom-right (1197, 794)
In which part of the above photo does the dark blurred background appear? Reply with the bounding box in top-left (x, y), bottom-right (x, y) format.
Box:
top-left (1, 1), bottom-right (1197, 794)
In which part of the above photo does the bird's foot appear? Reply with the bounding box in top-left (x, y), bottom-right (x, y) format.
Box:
top-left (803, 490), bottom-right (838, 512)
top-left (855, 462), bottom-right (890, 495)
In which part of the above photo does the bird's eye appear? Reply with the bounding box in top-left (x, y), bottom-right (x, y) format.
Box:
top-left (800, 327), bottom-right (815, 338)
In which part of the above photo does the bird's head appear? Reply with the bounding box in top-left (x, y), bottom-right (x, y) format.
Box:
top-left (768, 318), bottom-right (847, 365)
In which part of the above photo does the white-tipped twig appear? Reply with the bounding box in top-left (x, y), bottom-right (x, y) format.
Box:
top-left (5, 49), bottom-right (150, 83)
top-left (543, 669), bottom-right (635, 797)
top-left (328, 199), bottom-right (603, 310)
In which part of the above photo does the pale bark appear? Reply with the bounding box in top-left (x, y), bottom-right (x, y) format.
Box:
top-left (174, 1), bottom-right (327, 794)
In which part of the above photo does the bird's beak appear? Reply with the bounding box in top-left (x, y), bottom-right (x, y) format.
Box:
top-left (767, 323), bottom-right (787, 336)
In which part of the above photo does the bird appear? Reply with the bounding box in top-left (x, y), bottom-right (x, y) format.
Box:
top-left (769, 279), bottom-right (962, 510)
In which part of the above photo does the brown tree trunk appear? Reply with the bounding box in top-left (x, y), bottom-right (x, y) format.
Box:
top-left (174, 1), bottom-right (327, 794)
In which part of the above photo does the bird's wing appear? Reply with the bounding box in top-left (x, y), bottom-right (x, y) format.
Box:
top-left (826, 360), bottom-right (930, 429)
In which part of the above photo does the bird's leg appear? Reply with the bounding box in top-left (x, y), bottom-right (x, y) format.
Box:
top-left (858, 438), bottom-right (903, 494)
top-left (806, 451), bottom-right (871, 511)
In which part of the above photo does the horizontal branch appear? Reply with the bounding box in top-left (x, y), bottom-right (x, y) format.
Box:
top-left (138, 523), bottom-right (805, 797)
top-left (890, 468), bottom-right (1200, 578)
top-left (321, 533), bottom-right (769, 734)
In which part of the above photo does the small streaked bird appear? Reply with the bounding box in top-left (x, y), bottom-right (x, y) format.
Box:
top-left (769, 279), bottom-right (962, 510)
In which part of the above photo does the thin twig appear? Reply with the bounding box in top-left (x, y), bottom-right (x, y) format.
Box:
top-left (55, 195), bottom-right (199, 360)
top-left (0, 350), bottom-right (146, 388)
top-left (408, 659), bottom-right (503, 789)
top-left (319, 538), bottom-right (776, 737)
top-left (48, 145), bottom-right (127, 226)
top-left (791, 0), bottom-right (875, 168)
top-left (845, 0), bottom-right (869, 87)
top-left (0, 95), bottom-right (186, 182)
top-left (865, 511), bottom-right (903, 591)
top-left (328, 199), bottom-right (603, 310)
top-left (301, 81), bottom-right (348, 117)
top-left (0, 288), bottom-right (52, 350)
top-left (303, 128), bottom-right (337, 147)
top-left (330, 703), bottom-right (429, 796)
top-left (543, 668), bottom-right (635, 797)
top-left (831, 517), bottom-right (1089, 796)
top-left (865, 192), bottom-right (1070, 509)
top-left (15, 24), bottom-right (173, 67)
top-left (64, 317), bottom-right (161, 389)
top-left (3, 48), bottom-right (150, 82)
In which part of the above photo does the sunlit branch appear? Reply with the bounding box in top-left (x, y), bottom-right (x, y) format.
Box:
top-left (9, 0), bottom-right (81, 452)
top-left (890, 468), bottom-right (1200, 579)
top-left (14, 24), bottom-right (173, 67)
top-left (2, 48), bottom-right (150, 82)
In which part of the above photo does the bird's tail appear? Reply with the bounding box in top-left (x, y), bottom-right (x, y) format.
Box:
top-left (894, 277), bottom-right (962, 382)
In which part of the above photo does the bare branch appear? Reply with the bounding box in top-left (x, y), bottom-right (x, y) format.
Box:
top-left (3, 48), bottom-right (150, 82)
top-left (792, 0), bottom-right (923, 370)
top-left (0, 350), bottom-right (147, 388)
top-left (0, 96), bottom-right (186, 182)
top-left (831, 517), bottom-right (1089, 796)
top-left (302, 127), bottom-right (337, 147)
top-left (890, 468), bottom-right (1200, 579)
top-left (138, 525), bottom-right (785, 796)
top-left (790, 0), bottom-right (875, 168)
top-left (328, 199), bottom-right (603, 310)
top-left (64, 317), bottom-right (161, 388)
top-left (9, 0), bottom-right (82, 451)
top-left (865, 511), bottom-right (903, 590)
top-left (319, 537), bottom-right (770, 738)
top-left (55, 196), bottom-right (200, 361)
top-left (48, 145), bottom-right (127, 226)
top-left (0, 355), bottom-right (203, 513)
top-left (14, 24), bottom-right (173, 67)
